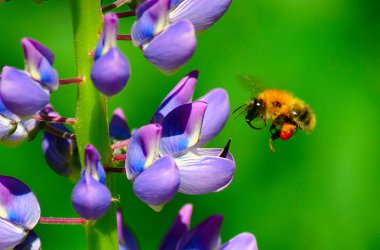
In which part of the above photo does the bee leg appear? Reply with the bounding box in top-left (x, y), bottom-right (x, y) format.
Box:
top-left (269, 128), bottom-right (280, 152)
top-left (246, 119), bottom-right (264, 130)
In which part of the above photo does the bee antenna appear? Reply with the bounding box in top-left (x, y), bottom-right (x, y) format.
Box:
top-left (232, 104), bottom-right (247, 120)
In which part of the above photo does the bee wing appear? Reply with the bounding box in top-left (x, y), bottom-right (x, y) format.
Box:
top-left (236, 74), bottom-right (264, 98)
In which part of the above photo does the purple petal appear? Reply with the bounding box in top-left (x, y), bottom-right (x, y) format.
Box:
top-left (0, 67), bottom-right (50, 117)
top-left (0, 219), bottom-right (27, 249)
top-left (94, 14), bottom-right (118, 60)
top-left (0, 114), bottom-right (19, 139)
top-left (131, 0), bottom-right (171, 47)
top-left (91, 48), bottom-right (130, 96)
top-left (175, 149), bottom-right (235, 194)
top-left (126, 124), bottom-right (162, 180)
top-left (159, 204), bottom-right (192, 250)
top-left (151, 70), bottom-right (198, 124)
top-left (110, 108), bottom-right (131, 141)
top-left (0, 176), bottom-right (40, 229)
top-left (117, 209), bottom-right (139, 250)
top-left (14, 230), bottom-right (41, 250)
top-left (84, 145), bottom-right (106, 184)
top-left (22, 38), bottom-right (54, 65)
top-left (196, 88), bottom-right (230, 145)
top-left (21, 38), bottom-right (58, 91)
top-left (42, 125), bottom-right (80, 177)
top-left (143, 20), bottom-right (196, 72)
top-left (220, 233), bottom-right (258, 250)
top-left (71, 176), bottom-right (112, 220)
top-left (177, 215), bottom-right (223, 250)
top-left (169, 0), bottom-right (232, 31)
top-left (159, 102), bottom-right (206, 156)
top-left (37, 57), bottom-right (59, 92)
top-left (133, 156), bottom-right (180, 206)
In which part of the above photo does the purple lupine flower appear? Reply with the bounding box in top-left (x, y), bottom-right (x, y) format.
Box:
top-left (91, 13), bottom-right (131, 96)
top-left (0, 95), bottom-right (39, 147)
top-left (125, 71), bottom-right (235, 209)
top-left (159, 204), bottom-right (258, 250)
top-left (117, 208), bottom-right (139, 250)
top-left (41, 105), bottom-right (80, 178)
top-left (131, 0), bottom-right (232, 72)
top-left (71, 145), bottom-right (112, 220)
top-left (0, 38), bottom-right (58, 117)
top-left (0, 176), bottom-right (41, 249)
top-left (110, 108), bottom-right (131, 142)
top-left (169, 0), bottom-right (232, 31)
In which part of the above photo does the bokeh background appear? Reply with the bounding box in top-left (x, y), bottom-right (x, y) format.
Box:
top-left (1, 0), bottom-right (380, 249)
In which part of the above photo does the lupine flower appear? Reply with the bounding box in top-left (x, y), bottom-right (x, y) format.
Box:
top-left (110, 108), bottom-right (131, 157)
top-left (131, 0), bottom-right (232, 72)
top-left (0, 175), bottom-right (41, 249)
top-left (125, 71), bottom-right (235, 209)
top-left (71, 145), bottom-right (112, 220)
top-left (110, 108), bottom-right (131, 142)
top-left (117, 208), bottom-right (139, 250)
top-left (159, 204), bottom-right (258, 250)
top-left (41, 105), bottom-right (80, 179)
top-left (115, 204), bottom-right (257, 250)
top-left (91, 13), bottom-right (131, 96)
top-left (0, 38), bottom-right (58, 117)
top-left (0, 95), bottom-right (39, 147)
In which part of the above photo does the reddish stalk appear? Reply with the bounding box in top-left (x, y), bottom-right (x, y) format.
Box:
top-left (116, 11), bottom-right (135, 18)
top-left (111, 140), bottom-right (129, 149)
top-left (117, 34), bottom-right (132, 41)
top-left (102, 0), bottom-right (130, 12)
top-left (105, 167), bottom-right (126, 173)
top-left (42, 123), bottom-right (76, 140)
top-left (39, 217), bottom-right (87, 225)
top-left (59, 77), bottom-right (84, 85)
top-left (113, 154), bottom-right (126, 162)
top-left (34, 114), bottom-right (77, 125)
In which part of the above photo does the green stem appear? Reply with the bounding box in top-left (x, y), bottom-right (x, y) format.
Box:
top-left (70, 1), bottom-right (118, 249)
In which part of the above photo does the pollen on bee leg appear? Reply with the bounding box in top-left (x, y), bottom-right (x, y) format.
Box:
top-left (279, 124), bottom-right (296, 140)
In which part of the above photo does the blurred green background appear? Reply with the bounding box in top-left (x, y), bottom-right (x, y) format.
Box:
top-left (1, 0), bottom-right (379, 249)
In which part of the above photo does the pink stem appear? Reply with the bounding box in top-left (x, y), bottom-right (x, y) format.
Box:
top-left (111, 140), bottom-right (129, 149)
top-left (59, 77), bottom-right (84, 85)
top-left (34, 114), bottom-right (77, 125)
top-left (39, 217), bottom-right (87, 225)
top-left (113, 154), bottom-right (126, 162)
top-left (117, 34), bottom-right (132, 41)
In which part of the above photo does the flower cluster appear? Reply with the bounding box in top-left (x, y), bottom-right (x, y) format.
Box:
top-left (117, 204), bottom-right (258, 250)
top-left (123, 70), bottom-right (234, 210)
top-left (0, 0), bottom-right (260, 248)
top-left (131, 0), bottom-right (232, 72)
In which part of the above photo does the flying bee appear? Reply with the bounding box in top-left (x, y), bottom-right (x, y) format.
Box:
top-left (234, 88), bottom-right (316, 152)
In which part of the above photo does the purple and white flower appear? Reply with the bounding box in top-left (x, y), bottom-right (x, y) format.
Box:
top-left (71, 145), bottom-right (112, 220)
top-left (0, 176), bottom-right (41, 249)
top-left (0, 38), bottom-right (58, 117)
top-left (125, 71), bottom-right (234, 209)
top-left (160, 204), bottom-right (258, 250)
top-left (91, 13), bottom-right (131, 96)
top-left (131, 0), bottom-right (232, 72)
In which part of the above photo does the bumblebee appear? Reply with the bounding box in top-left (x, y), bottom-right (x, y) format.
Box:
top-left (234, 89), bottom-right (316, 151)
